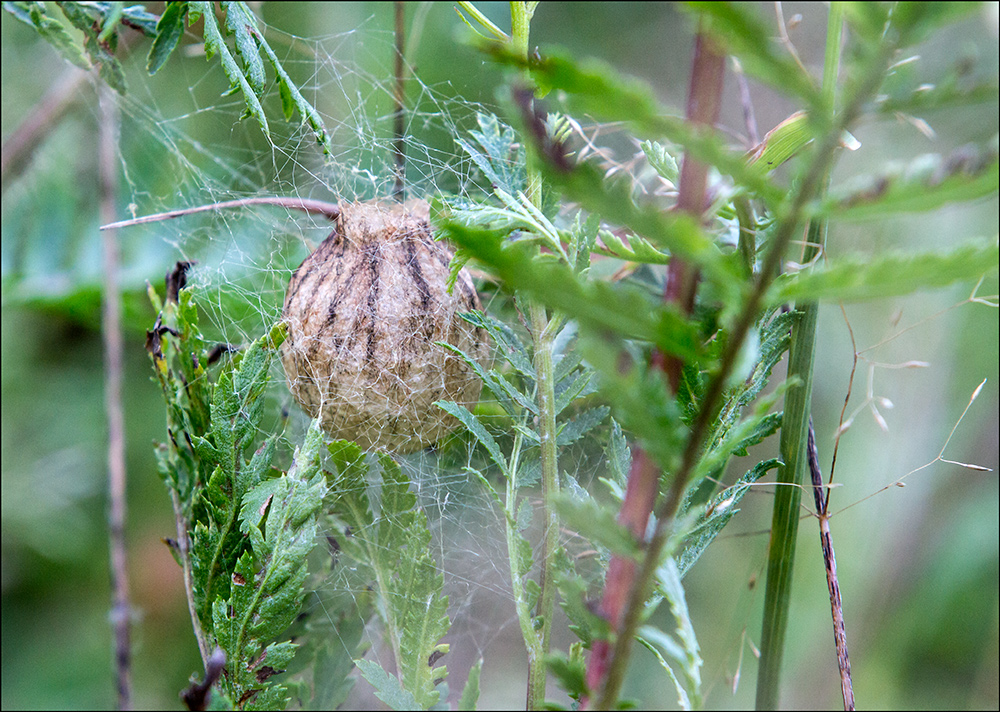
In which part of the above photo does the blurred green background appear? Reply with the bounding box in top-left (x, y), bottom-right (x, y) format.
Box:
top-left (2, 3), bottom-right (997, 709)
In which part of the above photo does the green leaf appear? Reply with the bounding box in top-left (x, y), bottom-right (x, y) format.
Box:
top-left (485, 46), bottom-right (785, 207)
top-left (190, 0), bottom-right (268, 134)
top-left (97, 0), bottom-right (124, 43)
top-left (887, 2), bottom-right (982, 47)
top-left (675, 458), bottom-right (780, 578)
top-left (554, 368), bottom-right (597, 415)
top-left (554, 494), bottom-right (640, 560)
top-left (459, 310), bottom-right (535, 379)
top-left (222, 0), bottom-right (266, 93)
top-left (578, 333), bottom-right (689, 474)
top-left (594, 228), bottom-right (671, 264)
top-left (213, 419), bottom-right (326, 709)
top-left (254, 21), bottom-right (333, 152)
top-left (438, 341), bottom-right (536, 417)
top-left (438, 222), bottom-right (703, 363)
top-left (556, 406), bottom-right (610, 447)
top-left (458, 658), bottom-right (483, 711)
top-left (328, 449), bottom-right (451, 708)
top-left (147, 1), bottom-right (187, 74)
top-left (641, 139), bottom-right (679, 184)
top-left (545, 642), bottom-right (589, 703)
top-left (600, 419), bottom-right (632, 500)
top-left (769, 237), bottom-right (999, 303)
top-left (55, 1), bottom-right (127, 93)
top-left (822, 143), bottom-right (999, 221)
top-left (456, 113), bottom-right (526, 195)
top-left (638, 558), bottom-right (703, 709)
top-left (436, 400), bottom-right (510, 476)
top-left (527, 156), bottom-right (746, 300)
top-left (5, 1), bottom-right (90, 69)
top-left (355, 658), bottom-right (419, 711)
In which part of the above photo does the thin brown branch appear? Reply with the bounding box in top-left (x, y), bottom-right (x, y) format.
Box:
top-left (1, 66), bottom-right (88, 193)
top-left (99, 84), bottom-right (131, 711)
top-left (807, 419), bottom-right (855, 710)
top-left (100, 197), bottom-right (342, 231)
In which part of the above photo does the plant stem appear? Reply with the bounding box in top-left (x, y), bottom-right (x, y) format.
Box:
top-left (508, 4), bottom-right (557, 708)
top-left (756, 6), bottom-right (843, 708)
top-left (392, 1), bottom-right (406, 202)
top-left (588, 26), bottom-right (725, 708)
top-left (99, 83), bottom-right (132, 712)
top-left (595, 3), bottom-right (894, 705)
top-left (807, 419), bottom-right (855, 711)
top-left (528, 299), bottom-right (559, 707)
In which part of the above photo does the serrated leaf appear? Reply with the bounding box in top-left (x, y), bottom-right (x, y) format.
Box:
top-left (459, 310), bottom-right (535, 379)
top-left (328, 451), bottom-right (450, 708)
top-left (214, 428), bottom-right (325, 707)
top-left (457, 112), bottom-right (526, 195)
top-left (546, 646), bottom-right (589, 703)
top-left (676, 459), bottom-right (779, 578)
top-left (147, 1), bottom-right (187, 74)
top-left (55, 0), bottom-right (127, 93)
top-left (222, 1), bottom-right (266, 93)
top-left (7, 1), bottom-right (91, 69)
top-left (595, 228), bottom-right (671, 265)
top-left (254, 21), bottom-right (332, 152)
top-left (483, 45), bottom-right (785, 207)
top-left (556, 566), bottom-right (610, 647)
top-left (436, 400), bottom-right (510, 476)
top-left (554, 368), bottom-right (597, 415)
top-left (769, 237), bottom-right (999, 304)
top-left (603, 419), bottom-right (631, 498)
top-left (641, 139), bottom-right (679, 184)
top-left (554, 494), bottom-right (639, 560)
top-left (191, 0), bottom-right (269, 134)
top-left (638, 558), bottom-right (702, 709)
top-left (822, 144), bottom-right (999, 221)
top-left (439, 222), bottom-right (703, 363)
top-left (438, 341), bottom-right (535, 416)
top-left (457, 658), bottom-right (483, 711)
top-left (355, 658), bottom-right (419, 711)
top-left (556, 406), bottom-right (610, 447)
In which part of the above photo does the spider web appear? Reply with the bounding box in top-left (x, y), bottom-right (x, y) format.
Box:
top-left (102, 12), bottom-right (605, 707)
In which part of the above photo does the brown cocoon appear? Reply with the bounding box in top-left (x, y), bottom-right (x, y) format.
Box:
top-left (281, 200), bottom-right (489, 453)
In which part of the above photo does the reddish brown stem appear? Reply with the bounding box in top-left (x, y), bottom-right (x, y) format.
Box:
top-left (808, 419), bottom-right (855, 710)
top-left (99, 85), bottom-right (132, 711)
top-left (583, 29), bottom-right (726, 707)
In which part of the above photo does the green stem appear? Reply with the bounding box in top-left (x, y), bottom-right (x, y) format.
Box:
top-left (756, 5), bottom-right (843, 709)
top-left (503, 426), bottom-right (547, 694)
top-left (595, 3), bottom-right (897, 706)
top-left (508, 4), bottom-right (556, 708)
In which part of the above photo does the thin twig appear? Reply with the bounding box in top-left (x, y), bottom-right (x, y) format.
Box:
top-left (834, 378), bottom-right (992, 516)
top-left (99, 83), bottom-right (132, 711)
top-left (732, 57), bottom-right (760, 146)
top-left (1, 66), bottom-right (88, 193)
top-left (99, 197), bottom-right (342, 231)
top-left (774, 2), bottom-right (809, 76)
top-left (807, 419), bottom-right (855, 710)
top-left (393, 1), bottom-right (407, 202)
top-left (828, 303), bottom-right (858, 486)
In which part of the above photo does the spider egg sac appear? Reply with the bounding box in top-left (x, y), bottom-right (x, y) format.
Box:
top-left (281, 200), bottom-right (490, 453)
